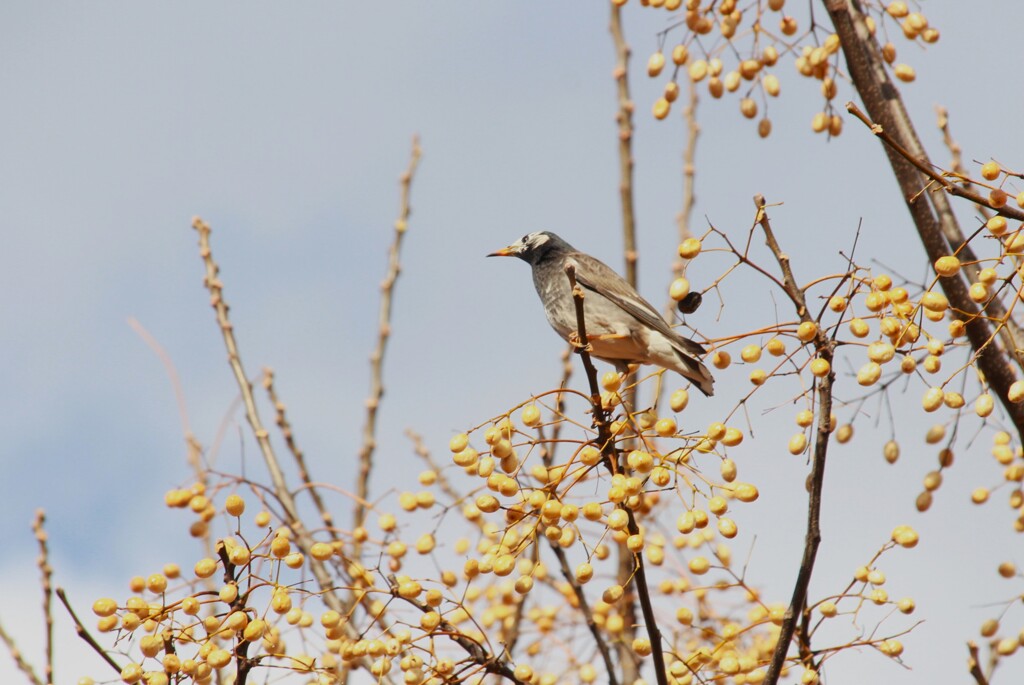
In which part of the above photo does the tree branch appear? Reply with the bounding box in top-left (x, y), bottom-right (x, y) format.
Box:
top-left (355, 135), bottom-right (423, 535)
top-left (565, 263), bottom-right (668, 685)
top-left (823, 0), bottom-right (1024, 439)
top-left (754, 197), bottom-right (834, 685)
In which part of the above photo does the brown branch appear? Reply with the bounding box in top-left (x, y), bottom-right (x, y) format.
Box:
top-left (262, 367), bottom-right (335, 534)
top-left (0, 620), bottom-right (44, 685)
top-left (32, 510), bottom-right (53, 685)
top-left (55, 588), bottom-right (121, 674)
top-left (355, 135), bottom-right (423, 536)
top-left (191, 217), bottom-right (398, 683)
top-left (824, 0), bottom-right (1024, 439)
top-left (385, 577), bottom-right (524, 684)
top-left (754, 197), bottom-right (835, 685)
top-left (565, 263), bottom-right (668, 685)
top-left (677, 81), bottom-right (699, 247)
top-left (935, 107), bottom-right (967, 188)
top-left (128, 317), bottom-right (193, 441)
top-left (966, 641), bottom-right (989, 685)
top-left (845, 102), bottom-right (1024, 223)
top-left (610, 12), bottom-right (642, 672)
top-left (658, 82), bottom-right (701, 408)
top-left (610, 3), bottom-right (638, 288)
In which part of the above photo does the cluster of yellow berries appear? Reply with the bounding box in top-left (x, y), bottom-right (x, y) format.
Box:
top-left (90, 488), bottom-right (506, 685)
top-left (630, 0), bottom-right (938, 136)
top-left (444, 370), bottom-right (787, 680)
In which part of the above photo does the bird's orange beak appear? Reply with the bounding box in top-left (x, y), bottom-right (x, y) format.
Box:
top-left (487, 246), bottom-right (515, 257)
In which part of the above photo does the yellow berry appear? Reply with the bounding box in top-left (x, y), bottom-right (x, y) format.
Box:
top-left (857, 362), bottom-right (881, 386)
top-left (678, 238), bottom-right (702, 259)
top-left (986, 215), bottom-right (1008, 236)
top-left (688, 556), bottom-right (710, 574)
top-left (521, 403), bottom-right (542, 427)
top-left (655, 417), bottom-right (677, 436)
top-left (981, 161), bottom-right (1001, 181)
top-left (789, 433), bottom-right (808, 455)
top-left (894, 64), bottom-right (915, 82)
top-left (880, 440), bottom-right (897, 462)
top-left (669, 277), bottom-right (691, 301)
top-left (976, 393), bottom-right (994, 417)
top-left (672, 44), bottom-right (690, 66)
top-left (1010, 381), bottom-right (1024, 403)
top-left (669, 389), bottom-right (689, 412)
top-left (449, 433), bottom-right (469, 453)
top-left (224, 494), bottom-right (245, 517)
top-left (797, 321), bottom-right (817, 342)
top-left (922, 387), bottom-right (944, 412)
top-left (934, 255), bottom-right (960, 277)
top-left (653, 97), bottom-right (671, 120)
top-left (648, 52), bottom-right (666, 78)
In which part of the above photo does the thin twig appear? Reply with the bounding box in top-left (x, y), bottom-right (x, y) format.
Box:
top-left (0, 621), bottom-right (44, 685)
top-left (966, 641), bottom-right (989, 685)
top-left (659, 81), bottom-right (701, 408)
top-left (845, 102), bottom-right (1024, 223)
top-left (677, 80), bottom-right (700, 247)
top-left (355, 135), bottom-right (423, 536)
top-left (55, 588), bottom-right (122, 674)
top-left (611, 3), bottom-right (638, 288)
top-left (263, 367), bottom-right (335, 533)
top-left (191, 217), bottom-right (397, 683)
top-left (754, 196), bottom-right (835, 685)
top-left (32, 510), bottom-right (53, 685)
top-left (385, 576), bottom-right (525, 684)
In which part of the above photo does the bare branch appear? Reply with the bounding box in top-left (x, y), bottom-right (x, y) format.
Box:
top-left (355, 135), bottom-right (424, 534)
top-left (755, 197), bottom-right (835, 685)
top-left (191, 217), bottom-right (398, 683)
top-left (967, 641), bottom-right (989, 685)
top-left (610, 3), bottom-right (638, 288)
top-left (263, 367), bottom-right (335, 534)
top-left (55, 588), bottom-right (122, 675)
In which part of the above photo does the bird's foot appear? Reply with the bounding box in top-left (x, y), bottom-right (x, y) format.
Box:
top-left (567, 332), bottom-right (592, 354)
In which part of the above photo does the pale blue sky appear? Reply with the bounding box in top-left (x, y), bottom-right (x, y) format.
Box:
top-left (3, 2), bottom-right (1023, 683)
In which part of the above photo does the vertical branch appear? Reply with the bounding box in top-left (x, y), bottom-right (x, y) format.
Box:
top-left (823, 0), bottom-right (1024, 437)
top-left (967, 641), bottom-right (990, 685)
top-left (658, 82), bottom-right (701, 407)
top-left (609, 10), bottom-right (643, 681)
top-left (0, 513), bottom-right (50, 685)
top-left (610, 4), bottom-right (637, 288)
top-left (354, 136), bottom-right (423, 537)
top-left (0, 622), bottom-right (44, 685)
top-left (55, 588), bottom-right (122, 674)
top-left (263, 368), bottom-right (335, 534)
top-left (754, 197), bottom-right (834, 685)
top-left (32, 510), bottom-right (53, 685)
top-left (192, 219), bottom-right (403, 685)
top-left (565, 264), bottom-right (668, 685)
top-left (676, 81), bottom-right (700, 248)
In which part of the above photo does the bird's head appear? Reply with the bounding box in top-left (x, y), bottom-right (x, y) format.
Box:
top-left (488, 231), bottom-right (570, 265)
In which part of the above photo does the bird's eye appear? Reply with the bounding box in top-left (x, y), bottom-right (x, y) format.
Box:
top-left (521, 234), bottom-right (530, 244)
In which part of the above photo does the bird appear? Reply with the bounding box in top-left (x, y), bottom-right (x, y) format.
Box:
top-left (488, 231), bottom-right (714, 396)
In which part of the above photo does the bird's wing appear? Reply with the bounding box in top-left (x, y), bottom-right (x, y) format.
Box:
top-left (566, 252), bottom-right (707, 357)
